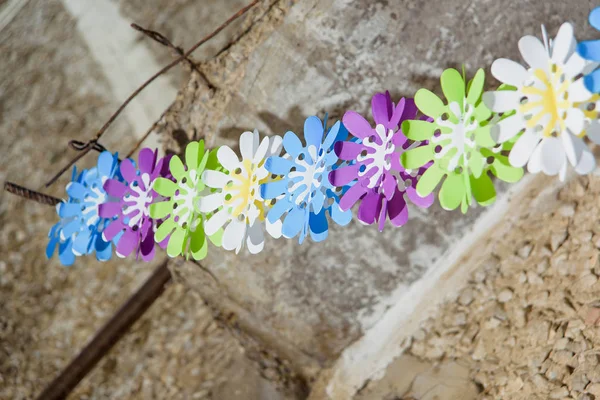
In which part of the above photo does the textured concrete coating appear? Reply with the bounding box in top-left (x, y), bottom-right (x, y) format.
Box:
top-left (177, 0), bottom-right (598, 370)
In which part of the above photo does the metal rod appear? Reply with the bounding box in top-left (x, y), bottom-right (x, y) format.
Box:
top-left (36, 260), bottom-right (172, 400)
top-left (4, 181), bottom-right (61, 206)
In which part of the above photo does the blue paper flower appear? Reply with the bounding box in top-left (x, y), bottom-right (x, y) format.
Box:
top-left (578, 6), bottom-right (600, 93)
top-left (261, 116), bottom-right (352, 244)
top-left (46, 151), bottom-right (122, 266)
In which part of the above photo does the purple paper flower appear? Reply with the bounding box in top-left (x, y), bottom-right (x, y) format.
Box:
top-left (99, 148), bottom-right (171, 261)
top-left (329, 92), bottom-right (433, 231)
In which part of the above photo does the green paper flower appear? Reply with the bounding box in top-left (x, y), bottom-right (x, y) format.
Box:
top-left (401, 68), bottom-right (523, 213)
top-left (149, 140), bottom-right (223, 260)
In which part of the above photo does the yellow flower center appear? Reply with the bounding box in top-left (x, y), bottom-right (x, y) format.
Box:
top-left (224, 159), bottom-right (266, 222)
top-left (519, 65), bottom-right (571, 138)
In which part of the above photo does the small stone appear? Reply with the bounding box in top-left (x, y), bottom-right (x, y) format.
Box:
top-left (532, 374), bottom-right (550, 390)
top-left (459, 288), bottom-right (474, 306)
top-left (586, 382), bottom-right (600, 396)
top-left (554, 338), bottom-right (570, 350)
top-left (518, 243), bottom-right (533, 259)
top-left (472, 339), bottom-right (486, 361)
top-left (498, 288), bottom-right (513, 303)
top-left (454, 312), bottom-right (467, 326)
top-left (551, 350), bottom-right (575, 366)
top-left (551, 231), bottom-right (568, 252)
top-left (559, 204), bottom-right (576, 217)
top-left (505, 376), bottom-right (524, 393)
top-left (537, 259), bottom-right (550, 273)
top-left (527, 270), bottom-right (544, 285)
top-left (549, 386), bottom-right (569, 398)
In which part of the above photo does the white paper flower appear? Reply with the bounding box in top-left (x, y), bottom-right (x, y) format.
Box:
top-left (483, 23), bottom-right (599, 180)
top-left (199, 130), bottom-right (283, 254)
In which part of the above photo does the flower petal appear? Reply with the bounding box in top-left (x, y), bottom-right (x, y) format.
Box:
top-left (491, 58), bottom-right (529, 87)
top-left (401, 145), bottom-right (434, 169)
top-left (441, 68), bottom-right (465, 108)
top-left (538, 137), bottom-right (565, 176)
top-left (371, 92), bottom-right (392, 127)
top-left (115, 229), bottom-right (138, 258)
top-left (169, 155), bottom-right (186, 181)
top-left (467, 68), bottom-right (485, 105)
top-left (222, 218), bottom-right (246, 253)
top-left (509, 130), bottom-right (541, 168)
top-left (281, 206), bottom-right (306, 239)
top-left (491, 114), bottom-right (524, 143)
top-left (204, 208), bottom-right (230, 236)
top-left (153, 177), bottom-right (178, 197)
top-left (149, 200), bottom-right (173, 220)
top-left (197, 192), bottom-right (224, 213)
top-left (342, 111), bottom-right (372, 140)
top-left (518, 35), bottom-right (549, 70)
top-left (470, 173), bottom-right (496, 206)
top-left (166, 228), bottom-right (186, 258)
top-left (438, 173), bottom-right (465, 211)
top-left (137, 148), bottom-right (156, 175)
top-left (246, 220), bottom-right (265, 254)
top-left (482, 90), bottom-right (521, 113)
top-left (329, 164), bottom-right (359, 187)
top-left (217, 145), bottom-right (240, 172)
top-left (104, 179), bottom-right (128, 198)
top-left (568, 78), bottom-right (593, 103)
top-left (357, 191), bottom-right (381, 226)
top-left (202, 170), bottom-right (230, 189)
top-left (304, 116), bottom-right (324, 149)
top-left (334, 141), bottom-right (363, 161)
top-left (240, 131), bottom-right (258, 161)
top-left (551, 23), bottom-right (575, 65)
top-left (265, 156), bottom-right (294, 175)
top-left (338, 182), bottom-right (367, 211)
top-left (575, 148), bottom-right (596, 175)
top-left (387, 188), bottom-right (409, 227)
top-left (401, 120), bottom-right (436, 141)
top-left (330, 202), bottom-right (352, 226)
top-left (415, 89), bottom-right (445, 119)
top-left (309, 209), bottom-right (328, 242)
top-left (185, 141), bottom-right (204, 170)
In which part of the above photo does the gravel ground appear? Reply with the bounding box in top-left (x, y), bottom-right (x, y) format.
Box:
top-left (358, 174), bottom-right (600, 400)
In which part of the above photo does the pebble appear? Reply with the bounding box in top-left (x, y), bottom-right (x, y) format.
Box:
top-left (551, 231), bottom-right (568, 252)
top-left (459, 289), bottom-right (474, 306)
top-left (498, 288), bottom-right (513, 303)
top-left (559, 204), bottom-right (576, 217)
top-left (549, 386), bottom-right (569, 398)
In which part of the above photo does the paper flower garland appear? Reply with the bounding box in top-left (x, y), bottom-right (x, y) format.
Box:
top-left (578, 6), bottom-right (600, 93)
top-left (40, 12), bottom-right (600, 267)
top-left (401, 68), bottom-right (524, 212)
top-left (483, 23), bottom-right (597, 180)
top-left (47, 151), bottom-right (121, 266)
top-left (329, 92), bottom-right (433, 231)
top-left (149, 141), bottom-right (222, 260)
top-left (99, 148), bottom-right (171, 261)
top-left (261, 116), bottom-right (352, 244)
top-left (199, 130), bottom-right (283, 254)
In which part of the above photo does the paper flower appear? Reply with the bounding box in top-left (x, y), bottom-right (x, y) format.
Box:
top-left (99, 148), bottom-right (171, 261)
top-left (261, 116), bottom-right (352, 244)
top-left (149, 141), bottom-right (222, 260)
top-left (401, 69), bottom-right (524, 212)
top-left (328, 92), bottom-right (433, 231)
top-left (577, 7), bottom-right (600, 93)
top-left (483, 23), bottom-right (597, 180)
top-left (46, 151), bottom-right (121, 266)
top-left (198, 130), bottom-right (283, 254)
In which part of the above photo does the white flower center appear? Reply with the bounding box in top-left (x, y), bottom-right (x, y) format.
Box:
top-left (433, 99), bottom-right (478, 172)
top-left (288, 145), bottom-right (327, 209)
top-left (173, 170), bottom-right (200, 230)
top-left (358, 124), bottom-right (395, 189)
top-left (123, 173), bottom-right (154, 229)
